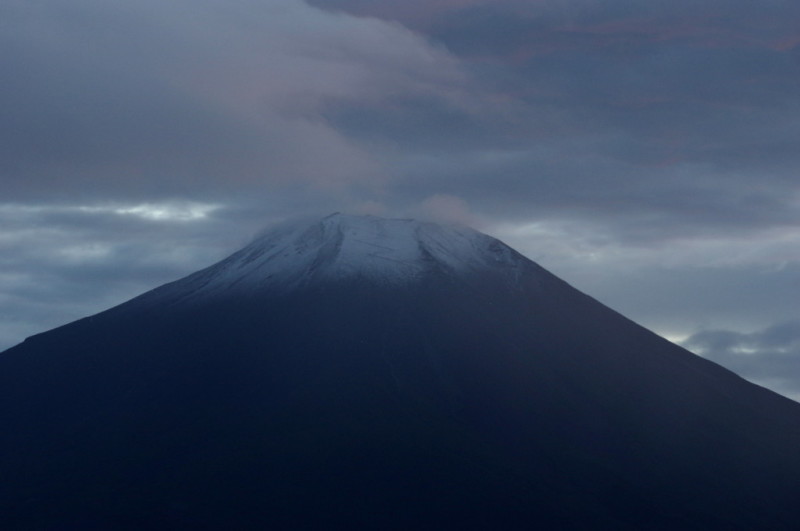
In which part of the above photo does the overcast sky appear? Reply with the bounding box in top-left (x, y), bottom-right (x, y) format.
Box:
top-left (2, 0), bottom-right (799, 401)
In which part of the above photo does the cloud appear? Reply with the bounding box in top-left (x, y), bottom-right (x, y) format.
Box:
top-left (312, 0), bottom-right (800, 245)
top-left (0, 200), bottom-right (262, 351)
top-left (0, 0), bottom-right (464, 202)
top-left (417, 194), bottom-right (476, 225)
top-left (6, 0), bottom-right (799, 245)
top-left (318, 1), bottom-right (800, 55)
top-left (683, 322), bottom-right (800, 401)
top-left (486, 216), bottom-right (800, 340)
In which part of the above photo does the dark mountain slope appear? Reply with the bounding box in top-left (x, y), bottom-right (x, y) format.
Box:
top-left (2, 214), bottom-right (799, 529)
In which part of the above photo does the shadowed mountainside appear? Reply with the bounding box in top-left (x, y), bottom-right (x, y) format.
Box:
top-left (2, 214), bottom-right (799, 529)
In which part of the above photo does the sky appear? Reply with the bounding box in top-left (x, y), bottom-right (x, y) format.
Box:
top-left (2, 0), bottom-right (799, 401)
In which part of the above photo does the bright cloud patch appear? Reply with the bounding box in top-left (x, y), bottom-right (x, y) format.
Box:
top-left (79, 202), bottom-right (222, 222)
top-left (683, 322), bottom-right (800, 402)
top-left (0, 201), bottom-right (221, 222)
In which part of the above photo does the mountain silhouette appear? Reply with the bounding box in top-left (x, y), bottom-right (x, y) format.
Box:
top-left (2, 213), bottom-right (799, 529)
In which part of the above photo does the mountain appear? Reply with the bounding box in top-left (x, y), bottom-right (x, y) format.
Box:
top-left (2, 213), bottom-right (799, 529)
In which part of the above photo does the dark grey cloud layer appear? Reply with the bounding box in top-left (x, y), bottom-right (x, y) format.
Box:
top-left (4, 0), bottom-right (800, 239)
top-left (312, 0), bottom-right (800, 240)
top-left (1, 0), bottom-right (798, 399)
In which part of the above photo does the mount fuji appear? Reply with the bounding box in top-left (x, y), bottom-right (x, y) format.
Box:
top-left (2, 213), bottom-right (799, 529)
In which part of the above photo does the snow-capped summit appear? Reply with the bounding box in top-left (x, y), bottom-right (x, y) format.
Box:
top-left (143, 213), bottom-right (540, 304)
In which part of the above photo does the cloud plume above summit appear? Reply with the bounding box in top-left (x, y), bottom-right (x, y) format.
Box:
top-left (2, 0), bottom-right (464, 201)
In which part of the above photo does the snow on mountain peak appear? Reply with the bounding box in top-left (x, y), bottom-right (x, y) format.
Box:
top-left (142, 213), bottom-right (536, 304)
